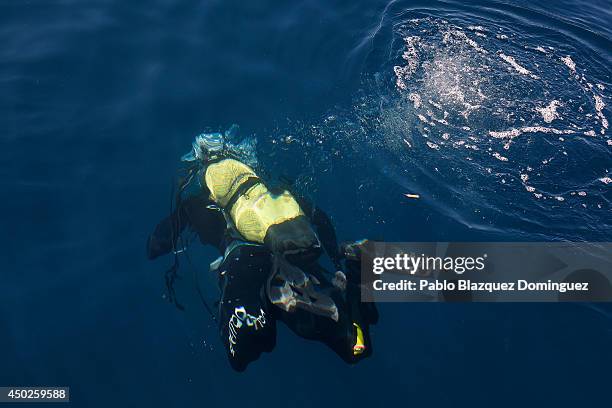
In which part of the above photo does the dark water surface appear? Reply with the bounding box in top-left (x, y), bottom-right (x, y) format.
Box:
top-left (2, 1), bottom-right (611, 407)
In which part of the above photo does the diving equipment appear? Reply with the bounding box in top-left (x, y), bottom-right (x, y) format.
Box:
top-left (341, 239), bottom-right (369, 261)
top-left (332, 271), bottom-right (347, 291)
top-left (352, 323), bottom-right (366, 356)
top-left (181, 131), bottom-right (226, 163)
top-left (204, 158), bottom-right (319, 253)
top-left (179, 127), bottom-right (317, 255)
top-left (266, 255), bottom-right (339, 321)
top-left (181, 124), bottom-right (258, 168)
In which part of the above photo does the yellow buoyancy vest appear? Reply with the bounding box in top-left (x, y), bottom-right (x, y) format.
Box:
top-left (204, 159), bottom-right (304, 244)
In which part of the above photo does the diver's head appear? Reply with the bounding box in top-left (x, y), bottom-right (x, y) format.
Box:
top-left (181, 132), bottom-right (226, 164)
top-left (181, 124), bottom-right (258, 169)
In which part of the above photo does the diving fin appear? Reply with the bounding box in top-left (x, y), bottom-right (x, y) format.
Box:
top-left (352, 323), bottom-right (366, 356)
top-left (266, 255), bottom-right (339, 321)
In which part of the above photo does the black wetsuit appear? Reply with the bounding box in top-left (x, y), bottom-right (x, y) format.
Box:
top-left (147, 188), bottom-right (377, 371)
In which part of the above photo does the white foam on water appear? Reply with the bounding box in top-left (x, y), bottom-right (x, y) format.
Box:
top-left (560, 55), bottom-right (576, 74)
top-left (417, 113), bottom-right (432, 125)
top-left (428, 99), bottom-right (442, 110)
top-left (498, 53), bottom-right (539, 79)
top-left (408, 92), bottom-right (421, 108)
top-left (593, 94), bottom-right (608, 134)
top-left (445, 29), bottom-right (488, 54)
top-left (536, 100), bottom-right (561, 123)
top-left (487, 126), bottom-right (576, 150)
top-left (492, 152), bottom-right (508, 161)
top-left (489, 129), bottom-right (521, 139)
top-left (490, 126), bottom-right (574, 139)
top-left (394, 36), bottom-right (421, 89)
top-left (427, 110), bottom-right (449, 125)
top-left (381, 17), bottom-right (611, 218)
top-left (394, 66), bottom-right (410, 90)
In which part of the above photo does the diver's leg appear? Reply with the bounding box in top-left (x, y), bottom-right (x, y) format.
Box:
top-left (217, 247), bottom-right (276, 371)
top-left (341, 240), bottom-right (378, 360)
top-left (326, 286), bottom-right (374, 363)
top-left (277, 295), bottom-right (373, 364)
top-left (342, 240), bottom-right (379, 325)
top-left (276, 262), bottom-right (374, 364)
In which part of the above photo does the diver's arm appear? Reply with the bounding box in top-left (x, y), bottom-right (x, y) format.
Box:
top-left (146, 194), bottom-right (216, 260)
top-left (146, 203), bottom-right (190, 260)
top-left (312, 206), bottom-right (343, 269)
top-left (297, 197), bottom-right (343, 270)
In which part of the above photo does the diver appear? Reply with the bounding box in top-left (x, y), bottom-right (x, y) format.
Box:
top-left (147, 125), bottom-right (378, 371)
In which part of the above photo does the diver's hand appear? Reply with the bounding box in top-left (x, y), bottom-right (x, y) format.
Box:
top-left (146, 217), bottom-right (176, 260)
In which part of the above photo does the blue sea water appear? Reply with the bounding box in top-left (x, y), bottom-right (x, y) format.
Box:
top-left (1, 0), bottom-right (611, 407)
